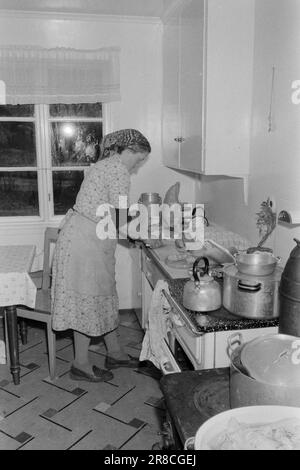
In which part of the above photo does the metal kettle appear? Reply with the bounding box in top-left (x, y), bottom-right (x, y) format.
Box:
top-left (182, 256), bottom-right (222, 312)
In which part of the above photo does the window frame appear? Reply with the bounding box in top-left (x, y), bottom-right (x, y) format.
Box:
top-left (0, 102), bottom-right (110, 227)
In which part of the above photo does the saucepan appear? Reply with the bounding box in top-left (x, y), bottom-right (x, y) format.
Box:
top-left (227, 332), bottom-right (300, 409)
top-left (234, 251), bottom-right (281, 276)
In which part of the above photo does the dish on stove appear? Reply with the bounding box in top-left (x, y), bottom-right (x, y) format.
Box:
top-left (189, 406), bottom-right (300, 450)
top-left (196, 239), bottom-right (235, 264)
top-left (165, 252), bottom-right (196, 269)
top-left (174, 238), bottom-right (235, 266)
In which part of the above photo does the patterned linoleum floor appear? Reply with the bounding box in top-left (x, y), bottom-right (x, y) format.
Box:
top-left (0, 310), bottom-right (166, 450)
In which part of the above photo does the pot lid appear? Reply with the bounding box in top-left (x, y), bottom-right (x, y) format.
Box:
top-left (223, 264), bottom-right (283, 281)
top-left (240, 334), bottom-right (300, 386)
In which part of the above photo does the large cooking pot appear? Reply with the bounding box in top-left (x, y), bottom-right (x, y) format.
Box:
top-left (227, 332), bottom-right (300, 408)
top-left (182, 257), bottom-right (222, 312)
top-left (234, 251), bottom-right (281, 276)
top-left (222, 264), bottom-right (282, 319)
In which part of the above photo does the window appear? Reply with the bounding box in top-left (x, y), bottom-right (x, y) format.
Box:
top-left (0, 104), bottom-right (38, 217)
top-left (0, 103), bottom-right (103, 221)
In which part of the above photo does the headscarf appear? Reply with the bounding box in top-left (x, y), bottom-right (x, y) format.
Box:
top-left (100, 128), bottom-right (151, 160)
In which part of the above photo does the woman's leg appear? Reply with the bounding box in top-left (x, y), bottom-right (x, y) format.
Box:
top-left (73, 330), bottom-right (93, 374)
top-left (103, 329), bottom-right (129, 360)
top-left (71, 330), bottom-right (114, 381)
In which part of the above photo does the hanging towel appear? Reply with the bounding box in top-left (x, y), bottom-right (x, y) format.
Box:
top-left (139, 280), bottom-right (172, 370)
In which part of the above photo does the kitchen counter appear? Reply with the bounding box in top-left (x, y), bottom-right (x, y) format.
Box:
top-left (142, 243), bottom-right (279, 334)
top-left (160, 368), bottom-right (230, 448)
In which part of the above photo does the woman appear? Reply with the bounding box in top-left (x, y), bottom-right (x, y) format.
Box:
top-left (51, 129), bottom-right (151, 382)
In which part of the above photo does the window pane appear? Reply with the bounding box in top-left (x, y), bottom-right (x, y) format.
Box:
top-left (0, 122), bottom-right (36, 166)
top-left (53, 170), bottom-right (84, 215)
top-left (0, 171), bottom-right (39, 216)
top-left (49, 103), bottom-right (102, 118)
top-left (0, 104), bottom-right (34, 117)
top-left (51, 122), bottom-right (102, 166)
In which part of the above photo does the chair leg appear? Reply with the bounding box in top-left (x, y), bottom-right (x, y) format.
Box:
top-left (19, 319), bottom-right (28, 345)
top-left (46, 323), bottom-right (56, 380)
top-left (4, 314), bottom-right (10, 367)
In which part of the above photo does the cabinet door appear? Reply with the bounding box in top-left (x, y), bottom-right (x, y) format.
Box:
top-left (162, 10), bottom-right (181, 169)
top-left (179, 0), bottom-right (205, 173)
top-left (203, 0), bottom-right (254, 175)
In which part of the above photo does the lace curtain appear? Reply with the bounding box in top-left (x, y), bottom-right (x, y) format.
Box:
top-left (0, 45), bottom-right (121, 104)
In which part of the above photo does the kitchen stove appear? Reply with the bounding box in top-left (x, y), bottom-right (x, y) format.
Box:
top-left (140, 242), bottom-right (278, 377)
top-left (160, 368), bottom-right (230, 449)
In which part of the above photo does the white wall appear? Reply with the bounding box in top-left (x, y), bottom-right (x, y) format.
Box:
top-left (0, 12), bottom-right (196, 307)
top-left (197, 0), bottom-right (300, 265)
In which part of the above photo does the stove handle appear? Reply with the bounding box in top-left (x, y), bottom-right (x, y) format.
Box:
top-left (162, 289), bottom-right (201, 336)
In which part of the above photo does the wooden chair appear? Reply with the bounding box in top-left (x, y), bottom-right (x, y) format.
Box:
top-left (16, 227), bottom-right (59, 380)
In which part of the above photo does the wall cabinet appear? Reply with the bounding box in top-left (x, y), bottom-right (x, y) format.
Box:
top-left (162, 0), bottom-right (255, 176)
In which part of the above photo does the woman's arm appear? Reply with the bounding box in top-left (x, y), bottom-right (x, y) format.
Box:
top-left (114, 208), bottom-right (138, 243)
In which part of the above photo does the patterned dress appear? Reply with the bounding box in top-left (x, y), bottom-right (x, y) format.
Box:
top-left (51, 154), bottom-right (130, 336)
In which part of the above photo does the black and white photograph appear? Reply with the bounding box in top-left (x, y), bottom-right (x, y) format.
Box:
top-left (0, 0), bottom-right (300, 453)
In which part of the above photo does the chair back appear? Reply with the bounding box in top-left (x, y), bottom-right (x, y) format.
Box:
top-left (42, 227), bottom-right (59, 290)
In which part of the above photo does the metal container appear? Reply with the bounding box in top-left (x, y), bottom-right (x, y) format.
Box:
top-left (222, 265), bottom-right (282, 319)
top-left (234, 251), bottom-right (280, 276)
top-left (279, 238), bottom-right (300, 337)
top-left (228, 333), bottom-right (300, 408)
top-left (138, 192), bottom-right (162, 206)
top-left (240, 333), bottom-right (300, 386)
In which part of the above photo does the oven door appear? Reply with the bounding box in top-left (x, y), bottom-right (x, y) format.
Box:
top-left (159, 332), bottom-right (182, 375)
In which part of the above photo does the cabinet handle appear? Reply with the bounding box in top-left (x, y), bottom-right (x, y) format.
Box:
top-left (174, 137), bottom-right (185, 143)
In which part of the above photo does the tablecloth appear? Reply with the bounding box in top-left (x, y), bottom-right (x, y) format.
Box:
top-left (0, 245), bottom-right (37, 308)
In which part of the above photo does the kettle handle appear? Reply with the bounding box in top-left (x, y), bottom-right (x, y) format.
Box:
top-left (192, 256), bottom-right (209, 282)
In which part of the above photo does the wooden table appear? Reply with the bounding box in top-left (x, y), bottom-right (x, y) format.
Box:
top-left (0, 245), bottom-right (37, 385)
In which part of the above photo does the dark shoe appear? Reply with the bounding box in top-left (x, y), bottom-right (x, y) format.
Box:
top-left (70, 365), bottom-right (113, 382)
top-left (105, 354), bottom-right (140, 370)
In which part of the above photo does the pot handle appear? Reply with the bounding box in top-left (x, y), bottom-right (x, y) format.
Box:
top-left (192, 256), bottom-right (209, 282)
top-left (238, 281), bottom-right (262, 292)
top-left (227, 332), bottom-right (243, 359)
top-left (184, 437), bottom-right (195, 450)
